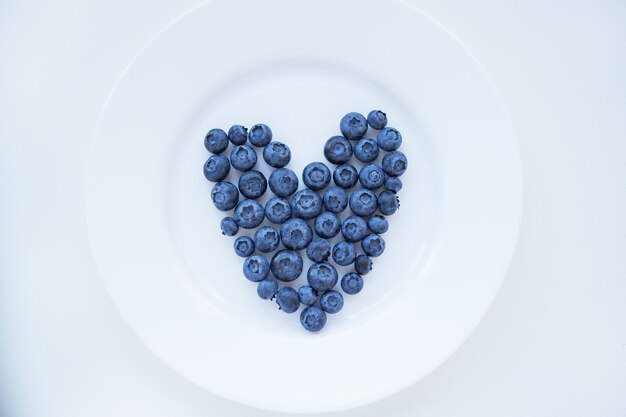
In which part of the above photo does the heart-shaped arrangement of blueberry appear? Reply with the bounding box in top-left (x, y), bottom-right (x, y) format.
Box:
top-left (203, 110), bottom-right (407, 332)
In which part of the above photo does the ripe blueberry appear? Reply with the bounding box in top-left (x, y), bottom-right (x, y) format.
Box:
top-left (268, 168), bottom-right (299, 198)
top-left (211, 182), bottom-right (239, 211)
top-left (340, 112), bottom-right (368, 140)
top-left (203, 155), bottom-right (231, 182)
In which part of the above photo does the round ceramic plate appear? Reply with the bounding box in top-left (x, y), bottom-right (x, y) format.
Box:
top-left (85, 0), bottom-right (522, 413)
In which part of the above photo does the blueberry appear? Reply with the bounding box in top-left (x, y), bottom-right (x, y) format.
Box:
top-left (230, 145), bottom-right (257, 171)
top-left (359, 164), bottom-right (386, 190)
top-left (228, 125), bottom-right (248, 145)
top-left (238, 170), bottom-right (267, 199)
top-left (204, 128), bottom-right (229, 154)
top-left (280, 218), bottom-right (313, 250)
top-left (263, 141), bottom-right (291, 168)
top-left (320, 290), bottom-right (344, 314)
top-left (233, 199), bottom-right (265, 229)
top-left (268, 168), bottom-right (299, 198)
top-left (322, 186), bottom-right (348, 213)
top-left (354, 254), bottom-right (372, 275)
top-left (333, 164), bottom-right (359, 189)
top-left (220, 217), bottom-right (239, 236)
top-left (275, 287), bottom-right (300, 313)
top-left (384, 177), bottom-right (403, 193)
top-left (243, 255), bottom-right (270, 282)
top-left (367, 110), bottom-right (388, 130)
top-left (314, 212), bottom-right (341, 239)
top-left (233, 236), bottom-right (255, 257)
top-left (339, 112), bottom-right (368, 140)
top-left (354, 138), bottom-right (380, 163)
top-left (257, 278), bottom-right (278, 300)
top-left (376, 127), bottom-right (402, 151)
top-left (332, 240), bottom-right (357, 266)
top-left (341, 272), bottom-right (364, 295)
top-left (298, 285), bottom-right (318, 306)
top-left (361, 234), bottom-right (386, 257)
top-left (382, 151), bottom-right (408, 177)
top-left (203, 155), bottom-right (231, 182)
top-left (306, 238), bottom-right (331, 262)
top-left (341, 215), bottom-right (369, 242)
top-left (367, 215), bottom-right (389, 234)
top-left (248, 123), bottom-right (272, 147)
top-left (302, 162), bottom-right (331, 191)
top-left (300, 306), bottom-right (327, 332)
top-left (349, 189), bottom-right (378, 217)
top-left (307, 262), bottom-right (338, 292)
top-left (264, 197), bottom-right (292, 224)
top-left (211, 182), bottom-right (239, 211)
top-left (291, 189), bottom-right (323, 220)
top-left (323, 136), bottom-right (353, 164)
top-left (254, 226), bottom-right (280, 253)
top-left (270, 249), bottom-right (304, 281)
top-left (378, 190), bottom-right (399, 215)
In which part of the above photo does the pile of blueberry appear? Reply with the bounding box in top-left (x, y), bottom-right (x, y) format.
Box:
top-left (203, 110), bottom-right (407, 332)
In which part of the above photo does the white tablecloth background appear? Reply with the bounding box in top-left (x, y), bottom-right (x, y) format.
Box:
top-left (1, 0), bottom-right (625, 415)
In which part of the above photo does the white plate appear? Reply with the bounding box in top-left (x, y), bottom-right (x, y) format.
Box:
top-left (85, 0), bottom-right (522, 413)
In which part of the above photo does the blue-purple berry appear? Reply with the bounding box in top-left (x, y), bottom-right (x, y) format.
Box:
top-left (367, 110), bottom-right (387, 130)
top-left (307, 262), bottom-right (338, 292)
top-left (203, 155), bottom-right (231, 182)
top-left (306, 238), bottom-right (331, 263)
top-left (220, 217), bottom-right (238, 236)
top-left (276, 287), bottom-right (300, 313)
top-left (227, 125), bottom-right (248, 145)
top-left (367, 215), bottom-right (389, 234)
top-left (354, 138), bottom-right (379, 163)
top-left (354, 254), bottom-right (372, 275)
top-left (332, 240), bottom-right (357, 266)
top-left (359, 164), bottom-right (386, 190)
top-left (300, 306), bottom-right (327, 332)
top-left (333, 163), bottom-right (359, 189)
top-left (322, 186), bottom-right (348, 213)
top-left (233, 236), bottom-right (254, 257)
top-left (248, 123), bottom-right (272, 147)
top-left (314, 212), bottom-right (341, 239)
top-left (280, 218), bottom-right (313, 250)
top-left (211, 181), bottom-right (239, 211)
top-left (341, 272), bottom-right (364, 295)
top-left (298, 285), bottom-right (318, 306)
top-left (377, 127), bottom-right (402, 151)
top-left (204, 128), bottom-right (229, 154)
top-left (349, 188), bottom-right (378, 217)
top-left (378, 190), bottom-right (399, 215)
top-left (257, 278), bottom-right (278, 300)
top-left (254, 226), bottom-right (280, 253)
top-left (384, 177), bottom-right (403, 193)
top-left (233, 199), bottom-right (265, 229)
top-left (340, 112), bottom-right (368, 140)
top-left (268, 168), bottom-right (299, 198)
top-left (361, 234), bottom-right (385, 257)
top-left (341, 215), bottom-right (369, 242)
top-left (270, 249), bottom-right (304, 282)
top-left (320, 290), bottom-right (344, 314)
top-left (243, 255), bottom-right (270, 282)
top-left (264, 197), bottom-right (292, 224)
top-left (291, 189), bottom-right (323, 220)
top-left (303, 162), bottom-right (331, 191)
top-left (324, 136), bottom-right (353, 164)
top-left (230, 144), bottom-right (257, 171)
top-left (238, 170), bottom-right (267, 199)
top-left (263, 141), bottom-right (291, 168)
top-left (382, 150), bottom-right (408, 177)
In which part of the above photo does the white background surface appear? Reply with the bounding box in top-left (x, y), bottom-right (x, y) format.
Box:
top-left (1, 0), bottom-right (625, 416)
